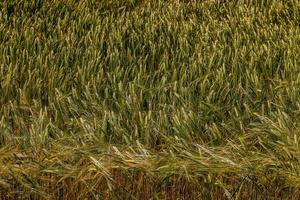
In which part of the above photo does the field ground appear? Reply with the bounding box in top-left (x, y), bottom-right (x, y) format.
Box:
top-left (0, 0), bottom-right (300, 199)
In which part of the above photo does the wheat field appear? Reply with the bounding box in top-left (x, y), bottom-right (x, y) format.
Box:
top-left (0, 0), bottom-right (300, 199)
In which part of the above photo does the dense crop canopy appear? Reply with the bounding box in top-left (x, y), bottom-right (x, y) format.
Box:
top-left (0, 0), bottom-right (299, 199)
